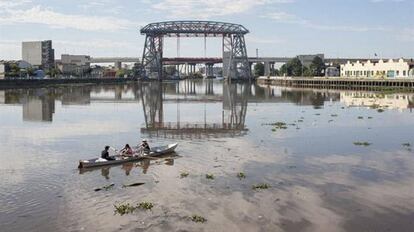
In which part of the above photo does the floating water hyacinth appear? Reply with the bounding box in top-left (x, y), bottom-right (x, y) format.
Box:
top-left (190, 215), bottom-right (207, 223)
top-left (205, 174), bottom-right (214, 180)
top-left (237, 172), bottom-right (246, 179)
top-left (180, 171), bottom-right (189, 178)
top-left (353, 141), bottom-right (371, 146)
top-left (138, 201), bottom-right (154, 210)
top-left (114, 203), bottom-right (137, 215)
top-left (252, 183), bottom-right (270, 190)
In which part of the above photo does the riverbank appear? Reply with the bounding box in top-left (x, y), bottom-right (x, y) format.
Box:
top-left (0, 78), bottom-right (138, 89)
top-left (258, 76), bottom-right (414, 91)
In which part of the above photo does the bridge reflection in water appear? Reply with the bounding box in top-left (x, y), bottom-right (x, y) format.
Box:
top-left (1, 80), bottom-right (412, 126)
top-left (139, 80), bottom-right (250, 139)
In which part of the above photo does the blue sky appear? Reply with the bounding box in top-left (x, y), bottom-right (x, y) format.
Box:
top-left (0, 0), bottom-right (413, 60)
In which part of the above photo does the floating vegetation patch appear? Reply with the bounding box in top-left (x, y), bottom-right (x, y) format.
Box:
top-left (252, 183), bottom-right (270, 190)
top-left (114, 203), bottom-right (138, 215)
top-left (180, 171), bottom-right (189, 178)
top-left (331, 114), bottom-right (338, 117)
top-left (402, 143), bottom-right (411, 147)
top-left (358, 116), bottom-right (364, 119)
top-left (368, 117), bottom-right (373, 119)
top-left (237, 172), bottom-right (246, 179)
top-left (298, 120), bottom-right (304, 123)
top-left (138, 201), bottom-right (154, 210)
top-left (122, 182), bottom-right (145, 188)
top-left (264, 121), bottom-right (288, 131)
top-left (315, 113), bottom-right (321, 116)
top-left (94, 183), bottom-right (114, 192)
top-left (377, 109), bottom-right (385, 113)
top-left (206, 174), bottom-right (215, 180)
top-left (353, 141), bottom-right (371, 146)
top-left (190, 215), bottom-right (207, 223)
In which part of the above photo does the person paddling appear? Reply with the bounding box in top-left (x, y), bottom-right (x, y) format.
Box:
top-left (140, 139), bottom-right (151, 154)
top-left (120, 144), bottom-right (133, 157)
top-left (101, 146), bottom-right (115, 160)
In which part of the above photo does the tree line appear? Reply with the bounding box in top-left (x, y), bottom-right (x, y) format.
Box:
top-left (254, 56), bottom-right (326, 77)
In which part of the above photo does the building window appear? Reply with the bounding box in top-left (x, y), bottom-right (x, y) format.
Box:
top-left (403, 70), bottom-right (407, 76)
top-left (396, 70), bottom-right (399, 76)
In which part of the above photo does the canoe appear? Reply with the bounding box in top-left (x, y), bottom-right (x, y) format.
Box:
top-left (78, 143), bottom-right (178, 169)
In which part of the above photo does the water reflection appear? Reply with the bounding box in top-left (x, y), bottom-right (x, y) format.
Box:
top-left (1, 81), bottom-right (413, 125)
top-left (341, 91), bottom-right (414, 111)
top-left (140, 81), bottom-right (250, 139)
top-left (2, 81), bottom-right (414, 232)
top-left (78, 154), bottom-right (178, 179)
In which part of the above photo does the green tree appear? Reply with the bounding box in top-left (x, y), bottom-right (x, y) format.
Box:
top-left (279, 64), bottom-right (288, 76)
top-left (288, 57), bottom-right (303, 76)
top-left (309, 56), bottom-right (325, 76)
top-left (116, 69), bottom-right (126, 77)
top-left (254, 63), bottom-right (265, 77)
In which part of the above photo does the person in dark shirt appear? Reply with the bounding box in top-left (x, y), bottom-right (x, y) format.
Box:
top-left (101, 146), bottom-right (115, 160)
top-left (140, 139), bottom-right (151, 154)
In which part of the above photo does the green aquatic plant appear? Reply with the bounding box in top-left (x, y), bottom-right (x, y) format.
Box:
top-left (377, 109), bottom-right (385, 113)
top-left (402, 143), bottom-right (411, 147)
top-left (368, 117), bottom-right (373, 119)
top-left (237, 172), bottom-right (246, 179)
top-left (206, 174), bottom-right (215, 180)
top-left (190, 215), bottom-right (207, 223)
top-left (358, 116), bottom-right (364, 119)
top-left (252, 183), bottom-right (270, 190)
top-left (331, 114), bottom-right (338, 117)
top-left (138, 201), bottom-right (154, 210)
top-left (353, 141), bottom-right (371, 146)
top-left (114, 203), bottom-right (138, 215)
top-left (180, 171), bottom-right (190, 178)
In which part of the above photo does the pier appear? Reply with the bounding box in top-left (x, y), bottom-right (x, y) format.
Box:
top-left (258, 77), bottom-right (414, 91)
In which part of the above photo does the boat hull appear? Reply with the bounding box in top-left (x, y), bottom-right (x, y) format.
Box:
top-left (78, 143), bottom-right (178, 169)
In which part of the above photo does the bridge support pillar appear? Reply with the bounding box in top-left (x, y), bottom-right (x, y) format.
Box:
top-left (206, 63), bottom-right (214, 77)
top-left (115, 61), bottom-right (122, 70)
top-left (264, 61), bottom-right (270, 76)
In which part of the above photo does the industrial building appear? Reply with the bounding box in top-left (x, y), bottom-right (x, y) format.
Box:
top-left (340, 59), bottom-right (414, 79)
top-left (57, 54), bottom-right (91, 75)
top-left (22, 40), bottom-right (55, 70)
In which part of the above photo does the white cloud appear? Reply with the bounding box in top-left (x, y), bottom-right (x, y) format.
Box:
top-left (152, 0), bottom-right (293, 19)
top-left (0, 6), bottom-right (137, 31)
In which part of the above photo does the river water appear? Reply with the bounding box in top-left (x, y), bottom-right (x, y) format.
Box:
top-left (0, 80), bottom-right (413, 232)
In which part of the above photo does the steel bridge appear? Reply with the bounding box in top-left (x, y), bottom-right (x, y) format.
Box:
top-left (140, 20), bottom-right (252, 80)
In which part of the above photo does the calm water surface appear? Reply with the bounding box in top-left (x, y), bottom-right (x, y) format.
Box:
top-left (0, 80), bottom-right (414, 232)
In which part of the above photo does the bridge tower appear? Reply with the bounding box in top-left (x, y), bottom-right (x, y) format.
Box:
top-left (223, 34), bottom-right (251, 80)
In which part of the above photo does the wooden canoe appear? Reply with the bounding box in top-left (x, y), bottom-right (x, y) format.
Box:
top-left (78, 143), bottom-right (178, 169)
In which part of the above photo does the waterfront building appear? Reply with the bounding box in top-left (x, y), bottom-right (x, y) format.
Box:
top-left (325, 66), bottom-right (340, 77)
top-left (58, 54), bottom-right (91, 75)
top-left (340, 59), bottom-right (414, 79)
top-left (22, 40), bottom-right (55, 70)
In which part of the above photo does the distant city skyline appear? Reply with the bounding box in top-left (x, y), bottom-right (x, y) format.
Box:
top-left (0, 0), bottom-right (413, 60)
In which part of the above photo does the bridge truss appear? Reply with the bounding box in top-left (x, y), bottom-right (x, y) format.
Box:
top-left (140, 21), bottom-right (252, 80)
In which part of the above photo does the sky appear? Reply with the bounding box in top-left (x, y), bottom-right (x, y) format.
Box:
top-left (0, 0), bottom-right (413, 60)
